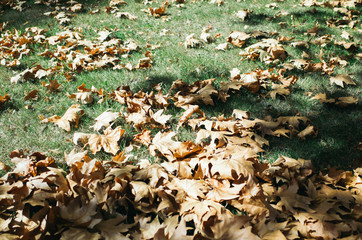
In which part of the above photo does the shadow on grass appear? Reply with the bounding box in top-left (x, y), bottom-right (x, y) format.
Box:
top-left (133, 74), bottom-right (178, 93)
top-left (198, 88), bottom-right (362, 170)
top-left (0, 0), bottom-right (107, 30)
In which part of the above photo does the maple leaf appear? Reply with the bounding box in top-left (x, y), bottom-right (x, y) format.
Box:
top-left (180, 198), bottom-right (223, 226)
top-left (264, 84), bottom-right (290, 99)
top-left (70, 3), bottom-right (83, 12)
top-left (206, 179), bottom-right (244, 202)
top-left (173, 83), bottom-right (218, 107)
top-left (41, 104), bottom-right (84, 132)
top-left (0, 93), bottom-right (10, 108)
top-left (215, 42), bottom-right (229, 51)
top-left (147, 3), bottom-right (167, 17)
top-left (73, 132), bottom-right (91, 146)
top-left (278, 116), bottom-right (310, 128)
top-left (59, 197), bottom-right (100, 227)
top-left (173, 141), bottom-right (203, 159)
top-left (95, 214), bottom-right (133, 240)
top-left (130, 181), bottom-right (154, 202)
top-left (177, 104), bottom-right (205, 129)
top-left (149, 131), bottom-right (181, 161)
top-left (91, 111), bottom-right (121, 132)
top-left (218, 81), bottom-right (243, 102)
top-left (133, 129), bottom-right (152, 146)
top-left (297, 125), bottom-right (318, 140)
top-left (238, 73), bottom-right (261, 94)
top-left (0, 161), bottom-right (10, 171)
top-left (109, 0), bottom-right (127, 7)
top-left (210, 157), bottom-right (255, 179)
top-left (151, 109), bottom-right (172, 127)
top-left (184, 34), bottom-right (202, 48)
top-left (335, 96), bottom-right (359, 106)
top-left (210, 0), bottom-right (224, 6)
top-left (134, 164), bottom-right (169, 188)
top-left (227, 31), bottom-right (250, 47)
top-left (206, 212), bottom-right (259, 240)
top-left (125, 111), bottom-right (150, 130)
top-left (330, 74), bottom-right (356, 87)
top-left (88, 126), bottom-right (125, 155)
top-left (271, 128), bottom-right (290, 138)
top-left (69, 91), bottom-right (93, 104)
top-left (200, 28), bottom-right (213, 43)
top-left (115, 12), bottom-right (138, 20)
top-left (311, 93), bottom-right (336, 103)
top-left (236, 9), bottom-right (252, 21)
top-left (24, 90), bottom-right (39, 101)
top-left (64, 149), bottom-right (91, 166)
top-left (42, 79), bottom-right (61, 93)
top-left (291, 41), bottom-right (309, 48)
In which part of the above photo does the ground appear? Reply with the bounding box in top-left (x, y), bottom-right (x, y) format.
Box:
top-left (0, 0), bottom-right (361, 239)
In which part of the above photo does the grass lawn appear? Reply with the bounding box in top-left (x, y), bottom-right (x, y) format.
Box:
top-left (0, 0), bottom-right (361, 171)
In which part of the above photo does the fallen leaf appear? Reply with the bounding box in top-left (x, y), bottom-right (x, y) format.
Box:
top-left (215, 42), bottom-right (229, 51)
top-left (88, 126), bottom-right (125, 155)
top-left (236, 9), bottom-right (252, 21)
top-left (42, 79), bottom-right (61, 93)
top-left (184, 34), bottom-right (202, 48)
top-left (24, 90), bottom-right (39, 101)
top-left (91, 111), bottom-right (121, 132)
top-left (330, 74), bottom-right (356, 87)
top-left (0, 93), bottom-right (11, 107)
top-left (335, 96), bottom-right (359, 106)
top-left (297, 125), bottom-right (318, 140)
top-left (41, 104), bottom-right (84, 132)
top-left (311, 93), bottom-right (336, 103)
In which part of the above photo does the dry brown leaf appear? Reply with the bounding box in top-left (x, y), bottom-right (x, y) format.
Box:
top-left (41, 104), bottom-right (84, 132)
top-left (264, 84), bottom-right (290, 99)
top-left (88, 126), bottom-right (125, 155)
top-left (0, 93), bottom-right (11, 107)
top-left (184, 34), bottom-right (202, 48)
top-left (311, 93), bottom-right (336, 103)
top-left (42, 79), bottom-right (61, 93)
top-left (24, 90), bottom-right (39, 101)
top-left (133, 129), bottom-right (152, 146)
top-left (149, 131), bottom-right (181, 161)
top-left (0, 161), bottom-right (11, 171)
top-left (330, 74), bottom-right (356, 87)
top-left (177, 104), bottom-right (205, 129)
top-left (291, 41), bottom-right (309, 48)
top-left (227, 31), bottom-right (251, 47)
top-left (297, 125), bottom-right (318, 140)
top-left (70, 3), bottom-right (83, 12)
top-left (69, 91), bottom-right (93, 104)
top-left (151, 109), bottom-right (172, 127)
top-left (335, 96), bottom-right (359, 106)
top-left (91, 111), bottom-right (121, 132)
top-left (215, 42), bottom-right (229, 51)
top-left (236, 9), bottom-right (252, 21)
top-left (115, 12), bottom-right (138, 20)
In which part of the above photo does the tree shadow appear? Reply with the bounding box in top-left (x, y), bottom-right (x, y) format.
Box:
top-left (0, 0), bottom-right (106, 30)
top-left (132, 73), bottom-right (178, 93)
top-left (195, 84), bottom-right (362, 170)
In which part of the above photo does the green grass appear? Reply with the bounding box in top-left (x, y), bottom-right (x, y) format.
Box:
top-left (0, 0), bottom-right (361, 170)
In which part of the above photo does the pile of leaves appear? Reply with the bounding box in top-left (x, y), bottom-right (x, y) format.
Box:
top-left (1, 139), bottom-right (361, 239)
top-left (1, 76), bottom-right (361, 239)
